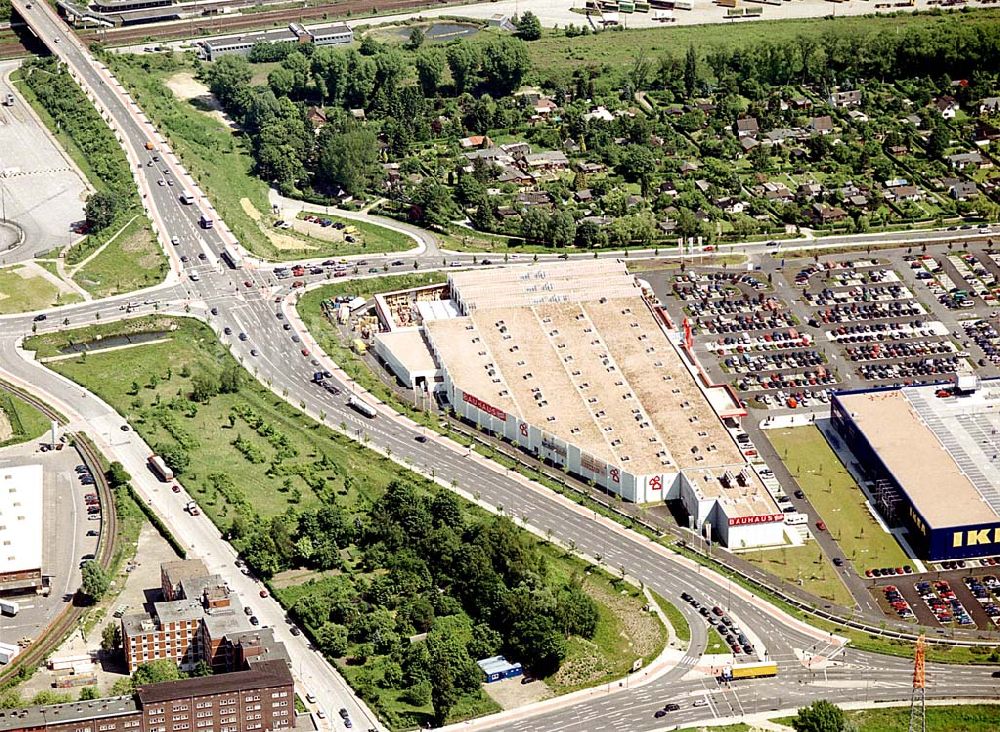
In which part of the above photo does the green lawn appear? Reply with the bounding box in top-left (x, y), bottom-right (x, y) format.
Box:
top-left (0, 265), bottom-right (77, 314)
top-left (0, 389), bottom-right (51, 447)
top-left (653, 590), bottom-right (691, 643)
top-left (767, 426), bottom-right (910, 574)
top-left (27, 317), bottom-right (392, 522)
top-left (775, 704), bottom-right (1000, 731)
top-left (72, 217), bottom-right (168, 297)
top-left (705, 625), bottom-right (729, 654)
top-left (296, 274), bottom-right (446, 429)
top-left (744, 545), bottom-right (854, 608)
top-left (523, 9), bottom-right (1000, 80)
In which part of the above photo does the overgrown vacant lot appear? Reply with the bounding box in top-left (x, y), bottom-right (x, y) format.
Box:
top-left (24, 316), bottom-right (666, 731)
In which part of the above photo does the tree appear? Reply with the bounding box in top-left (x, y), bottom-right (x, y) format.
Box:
top-left (156, 442), bottom-right (190, 476)
top-left (684, 45), bottom-right (698, 97)
top-left (555, 581), bottom-right (599, 638)
top-left (78, 686), bottom-right (100, 701)
top-left (80, 562), bottom-right (110, 603)
top-left (427, 623), bottom-right (480, 726)
top-left (409, 179), bottom-right (459, 229)
top-left (317, 127), bottom-right (384, 197)
top-left (406, 26), bottom-right (425, 50)
top-left (446, 43), bottom-right (480, 94)
top-left (101, 622), bottom-right (121, 654)
top-left (205, 55), bottom-right (253, 110)
top-left (508, 614), bottom-right (567, 676)
top-left (480, 36), bottom-right (531, 96)
top-left (106, 461), bottom-right (131, 489)
top-left (618, 145), bottom-right (657, 185)
top-left (516, 11), bottom-right (542, 41)
top-left (548, 210), bottom-right (577, 248)
top-left (520, 207), bottom-right (550, 243)
top-left (415, 49), bottom-right (445, 98)
top-left (315, 622), bottom-right (349, 657)
top-left (926, 124), bottom-right (949, 160)
top-left (133, 660), bottom-right (182, 686)
top-left (219, 364), bottom-right (243, 394)
top-left (792, 700), bottom-right (847, 732)
top-left (190, 372), bottom-right (220, 403)
top-left (84, 191), bottom-right (121, 232)
top-left (191, 660), bottom-right (212, 677)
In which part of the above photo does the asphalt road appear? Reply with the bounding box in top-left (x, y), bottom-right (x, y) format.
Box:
top-left (5, 3), bottom-right (1000, 729)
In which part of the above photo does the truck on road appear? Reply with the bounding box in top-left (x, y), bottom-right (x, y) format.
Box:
top-left (179, 191), bottom-right (195, 205)
top-left (148, 454), bottom-right (174, 482)
top-left (2, 93), bottom-right (14, 107)
top-left (347, 396), bottom-right (377, 419)
top-left (720, 661), bottom-right (777, 681)
top-left (0, 599), bottom-right (19, 616)
top-left (199, 213), bottom-right (214, 229)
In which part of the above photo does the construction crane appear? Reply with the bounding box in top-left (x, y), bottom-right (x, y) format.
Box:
top-left (908, 634), bottom-right (926, 732)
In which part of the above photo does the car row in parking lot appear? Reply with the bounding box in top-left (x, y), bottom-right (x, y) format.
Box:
top-left (723, 349), bottom-right (824, 374)
top-left (961, 318), bottom-right (1000, 366)
top-left (809, 300), bottom-right (925, 326)
top-left (857, 355), bottom-right (964, 382)
top-left (844, 340), bottom-right (955, 362)
top-left (916, 580), bottom-right (974, 625)
top-left (882, 585), bottom-right (914, 619)
top-left (804, 284), bottom-right (913, 308)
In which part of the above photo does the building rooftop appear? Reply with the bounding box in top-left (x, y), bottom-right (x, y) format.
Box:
top-left (162, 558), bottom-right (208, 589)
top-left (836, 382), bottom-right (1000, 527)
top-left (136, 659), bottom-right (293, 704)
top-left (0, 696), bottom-right (137, 731)
top-left (0, 465), bottom-right (43, 577)
top-left (374, 330), bottom-right (439, 374)
top-left (201, 28), bottom-right (298, 50)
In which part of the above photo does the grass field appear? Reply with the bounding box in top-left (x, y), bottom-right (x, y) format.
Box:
top-left (0, 389), bottom-right (51, 447)
top-left (0, 265), bottom-right (77, 314)
top-left (291, 212), bottom-right (415, 255)
top-left (653, 590), bottom-right (691, 644)
top-left (705, 625), bottom-right (728, 654)
top-left (767, 426), bottom-right (909, 574)
top-left (72, 217), bottom-right (168, 297)
top-left (26, 315), bottom-right (666, 729)
top-left (296, 273), bottom-right (446, 428)
top-left (744, 544), bottom-right (854, 607)
top-left (775, 704), bottom-right (1000, 731)
top-left (523, 9), bottom-right (1000, 81)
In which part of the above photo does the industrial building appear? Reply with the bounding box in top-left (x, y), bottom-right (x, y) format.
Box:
top-left (0, 658), bottom-right (294, 732)
top-left (0, 465), bottom-right (44, 595)
top-left (371, 261), bottom-right (785, 549)
top-left (832, 377), bottom-right (1000, 561)
top-left (197, 22), bottom-right (353, 61)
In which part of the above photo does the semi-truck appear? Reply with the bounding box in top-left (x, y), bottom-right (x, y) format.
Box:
top-left (0, 599), bottom-right (19, 617)
top-left (348, 396), bottom-right (377, 419)
top-left (221, 244), bottom-right (243, 269)
top-left (148, 454), bottom-right (174, 482)
top-left (720, 661), bottom-right (777, 681)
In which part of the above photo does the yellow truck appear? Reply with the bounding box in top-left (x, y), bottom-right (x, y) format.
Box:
top-left (722, 661), bottom-right (778, 681)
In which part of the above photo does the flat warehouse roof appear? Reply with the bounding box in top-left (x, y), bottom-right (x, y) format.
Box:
top-left (837, 384), bottom-right (1000, 527)
top-left (375, 330), bottom-right (439, 373)
top-left (427, 296), bottom-right (747, 479)
top-left (0, 465), bottom-right (42, 576)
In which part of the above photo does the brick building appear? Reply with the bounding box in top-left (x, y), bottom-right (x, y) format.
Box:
top-left (0, 659), bottom-right (294, 732)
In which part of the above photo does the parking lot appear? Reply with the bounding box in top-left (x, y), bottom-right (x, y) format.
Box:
top-left (0, 61), bottom-right (90, 261)
top-left (0, 437), bottom-right (99, 651)
top-left (870, 567), bottom-right (1000, 631)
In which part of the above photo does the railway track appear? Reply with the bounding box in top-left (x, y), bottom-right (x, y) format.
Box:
top-left (80, 0), bottom-right (468, 46)
top-left (0, 380), bottom-right (118, 689)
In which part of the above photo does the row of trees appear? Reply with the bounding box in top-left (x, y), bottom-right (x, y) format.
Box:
top-left (22, 58), bottom-right (137, 232)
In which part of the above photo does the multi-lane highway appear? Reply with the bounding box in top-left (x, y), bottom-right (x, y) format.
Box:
top-left (4, 1), bottom-right (1000, 729)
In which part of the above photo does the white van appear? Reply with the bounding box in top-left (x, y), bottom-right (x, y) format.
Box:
top-left (785, 513), bottom-right (808, 526)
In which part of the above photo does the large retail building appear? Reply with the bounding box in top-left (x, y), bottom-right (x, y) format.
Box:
top-left (832, 377), bottom-right (1000, 561)
top-left (373, 260), bottom-right (785, 549)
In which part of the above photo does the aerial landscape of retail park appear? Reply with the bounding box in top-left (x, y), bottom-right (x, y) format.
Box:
top-left (3, 0), bottom-right (1000, 729)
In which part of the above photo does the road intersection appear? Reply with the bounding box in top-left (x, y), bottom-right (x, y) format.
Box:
top-left (4, 1), bottom-right (1000, 728)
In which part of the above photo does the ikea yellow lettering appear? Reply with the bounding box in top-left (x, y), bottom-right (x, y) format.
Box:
top-left (952, 528), bottom-right (1000, 547)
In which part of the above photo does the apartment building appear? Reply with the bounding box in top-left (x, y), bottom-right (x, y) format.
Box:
top-left (0, 659), bottom-right (295, 732)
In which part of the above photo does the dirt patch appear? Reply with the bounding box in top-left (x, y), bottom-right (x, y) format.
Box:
top-left (482, 676), bottom-right (552, 710)
top-left (165, 72), bottom-right (236, 129)
top-left (291, 216), bottom-right (350, 244)
top-left (241, 198), bottom-right (318, 251)
top-left (271, 567), bottom-right (334, 589)
top-left (0, 410), bottom-right (12, 442)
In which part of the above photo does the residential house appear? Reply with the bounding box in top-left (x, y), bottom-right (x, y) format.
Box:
top-left (765, 128), bottom-right (799, 146)
top-left (715, 197), bottom-right (746, 215)
top-left (563, 137), bottom-right (581, 153)
top-left (979, 97), bottom-right (1000, 116)
top-left (517, 191), bottom-right (553, 208)
top-left (828, 89), bottom-right (861, 108)
top-left (694, 179), bottom-right (711, 194)
top-left (935, 96), bottom-right (960, 120)
top-left (797, 182), bottom-right (823, 200)
top-left (574, 189), bottom-right (593, 203)
top-left (680, 161), bottom-right (700, 174)
top-left (808, 116), bottom-right (834, 135)
top-left (460, 135), bottom-right (494, 150)
top-left (523, 150), bottom-right (569, 172)
top-left (903, 114), bottom-right (922, 128)
top-left (734, 117), bottom-right (759, 138)
top-left (847, 109), bottom-right (870, 123)
top-left (761, 182), bottom-right (793, 204)
top-left (947, 151), bottom-right (986, 170)
top-left (575, 161), bottom-right (606, 174)
top-left (501, 142), bottom-right (531, 160)
top-left (975, 122), bottom-right (1000, 147)
top-left (486, 13), bottom-right (517, 31)
top-left (790, 96), bottom-right (812, 110)
top-left (811, 203), bottom-right (847, 224)
top-left (888, 144), bottom-right (909, 156)
top-left (848, 194), bottom-right (869, 209)
top-left (659, 180), bottom-right (679, 197)
top-left (658, 219), bottom-right (677, 235)
top-left (305, 106), bottom-right (327, 131)
top-left (583, 106), bottom-right (615, 123)
top-left (627, 194), bottom-right (645, 207)
top-left (949, 180), bottom-right (979, 201)
top-left (740, 137), bottom-right (760, 153)
top-left (496, 166), bottom-right (535, 186)
top-left (349, 108), bottom-right (366, 121)
top-left (887, 185), bottom-right (921, 202)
